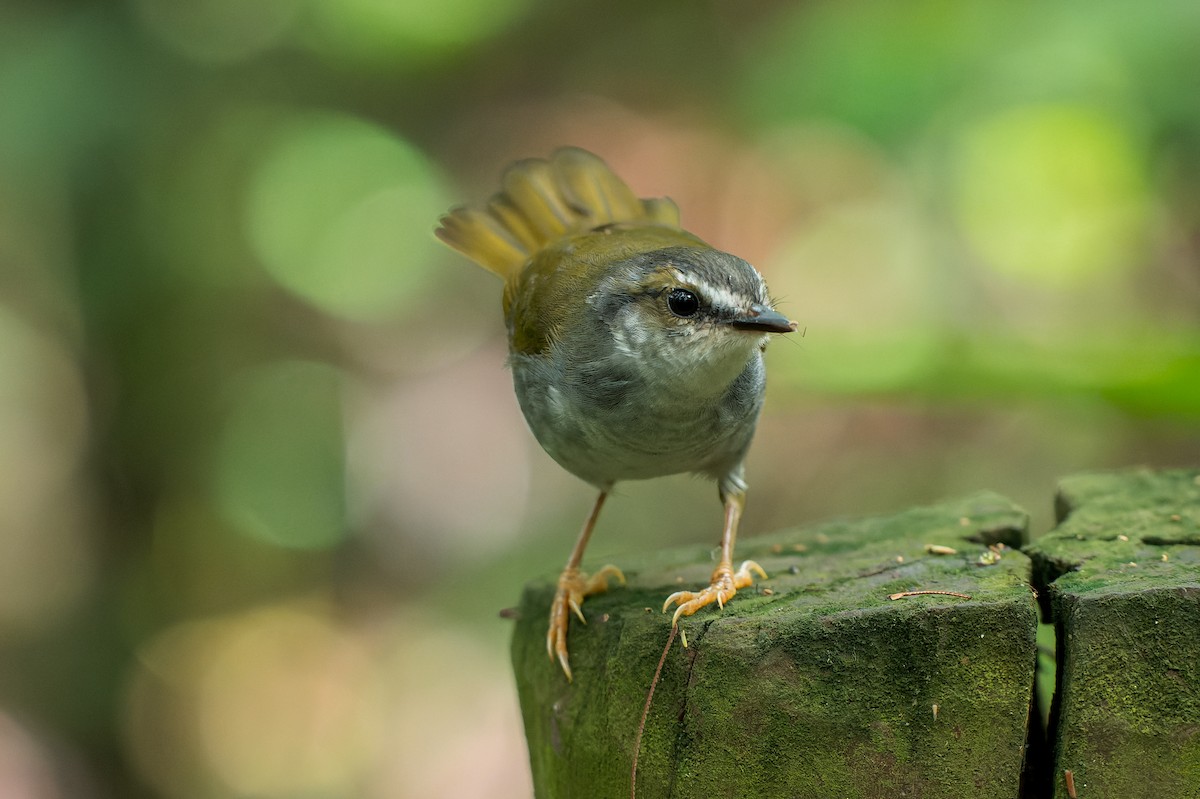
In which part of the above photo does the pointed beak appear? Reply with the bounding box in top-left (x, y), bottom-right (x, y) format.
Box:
top-left (728, 303), bottom-right (797, 334)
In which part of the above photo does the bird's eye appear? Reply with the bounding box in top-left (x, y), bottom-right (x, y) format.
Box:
top-left (666, 288), bottom-right (700, 318)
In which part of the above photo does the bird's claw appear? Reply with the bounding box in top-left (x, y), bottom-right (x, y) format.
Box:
top-left (662, 560), bottom-right (767, 627)
top-left (546, 564), bottom-right (626, 681)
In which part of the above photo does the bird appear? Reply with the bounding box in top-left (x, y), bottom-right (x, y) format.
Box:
top-left (436, 147), bottom-right (795, 680)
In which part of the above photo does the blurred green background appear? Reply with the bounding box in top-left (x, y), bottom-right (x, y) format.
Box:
top-left (1, 0), bottom-right (1198, 796)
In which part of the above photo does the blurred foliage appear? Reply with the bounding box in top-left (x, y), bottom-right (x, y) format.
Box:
top-left (0, 0), bottom-right (1198, 796)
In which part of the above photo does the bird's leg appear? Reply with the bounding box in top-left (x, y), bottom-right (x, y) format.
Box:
top-left (662, 491), bottom-right (766, 631)
top-left (547, 490), bottom-right (626, 681)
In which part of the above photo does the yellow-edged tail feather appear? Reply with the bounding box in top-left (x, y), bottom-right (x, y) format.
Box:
top-left (436, 147), bottom-right (680, 280)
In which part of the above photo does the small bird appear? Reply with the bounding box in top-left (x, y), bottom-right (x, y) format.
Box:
top-left (436, 148), bottom-right (794, 680)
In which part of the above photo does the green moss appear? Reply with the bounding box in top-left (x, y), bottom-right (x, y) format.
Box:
top-left (514, 472), bottom-right (1200, 797)
top-left (513, 492), bottom-right (1037, 798)
top-left (1028, 468), bottom-right (1200, 799)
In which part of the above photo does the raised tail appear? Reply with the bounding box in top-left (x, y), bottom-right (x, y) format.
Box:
top-left (435, 147), bottom-right (680, 280)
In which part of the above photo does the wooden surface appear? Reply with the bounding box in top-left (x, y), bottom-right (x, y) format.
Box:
top-left (1026, 469), bottom-right (1200, 799)
top-left (512, 492), bottom-right (1039, 798)
top-left (512, 470), bottom-right (1200, 797)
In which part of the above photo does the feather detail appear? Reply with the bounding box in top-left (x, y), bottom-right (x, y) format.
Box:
top-left (435, 147), bottom-right (680, 280)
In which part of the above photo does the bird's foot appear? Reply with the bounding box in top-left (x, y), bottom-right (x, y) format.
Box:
top-left (547, 564), bottom-right (625, 681)
top-left (662, 560), bottom-right (767, 628)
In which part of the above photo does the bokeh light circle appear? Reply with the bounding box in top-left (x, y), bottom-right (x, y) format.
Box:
top-left (302, 0), bottom-right (532, 63)
top-left (954, 104), bottom-right (1150, 286)
top-left (245, 113), bottom-right (450, 320)
top-left (132, 0), bottom-right (300, 64)
top-left (213, 360), bottom-right (346, 550)
top-left (0, 306), bottom-right (94, 631)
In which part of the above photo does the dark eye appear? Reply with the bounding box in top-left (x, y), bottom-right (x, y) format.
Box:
top-left (666, 288), bottom-right (700, 318)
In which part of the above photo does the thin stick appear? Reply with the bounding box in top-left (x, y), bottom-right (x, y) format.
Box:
top-left (888, 589), bottom-right (972, 601)
top-left (631, 624), bottom-right (678, 799)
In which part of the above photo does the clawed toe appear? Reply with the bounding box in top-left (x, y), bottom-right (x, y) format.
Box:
top-left (662, 560), bottom-right (768, 626)
top-left (546, 564), bottom-right (626, 681)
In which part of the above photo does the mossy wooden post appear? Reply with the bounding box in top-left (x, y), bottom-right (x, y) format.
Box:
top-left (1025, 469), bottom-right (1200, 799)
top-left (511, 493), bottom-right (1039, 798)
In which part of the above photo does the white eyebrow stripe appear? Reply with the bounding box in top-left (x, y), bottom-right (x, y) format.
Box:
top-left (683, 279), bottom-right (753, 315)
top-left (668, 264), bottom-right (769, 313)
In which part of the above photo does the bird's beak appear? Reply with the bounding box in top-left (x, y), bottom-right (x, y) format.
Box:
top-left (728, 303), bottom-right (797, 334)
